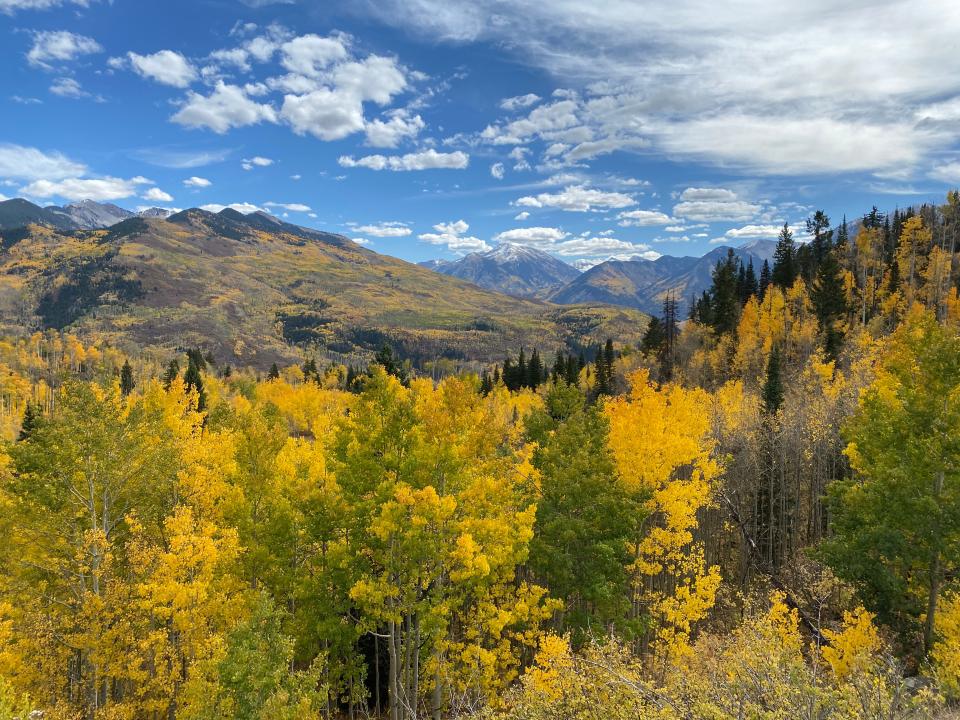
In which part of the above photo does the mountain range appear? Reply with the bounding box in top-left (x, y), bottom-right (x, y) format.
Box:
top-left (0, 198), bottom-right (174, 232)
top-left (0, 199), bottom-right (647, 368)
top-left (423, 243), bottom-right (581, 298)
top-left (422, 238), bottom-right (777, 315)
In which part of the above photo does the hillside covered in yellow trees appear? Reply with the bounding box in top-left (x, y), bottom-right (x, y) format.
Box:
top-left (0, 208), bottom-right (647, 371)
top-left (1, 195), bottom-right (960, 719)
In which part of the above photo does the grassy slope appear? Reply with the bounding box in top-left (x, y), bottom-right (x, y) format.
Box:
top-left (0, 213), bottom-right (648, 367)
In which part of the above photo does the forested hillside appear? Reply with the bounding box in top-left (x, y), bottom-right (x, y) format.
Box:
top-left (1, 194), bottom-right (960, 719)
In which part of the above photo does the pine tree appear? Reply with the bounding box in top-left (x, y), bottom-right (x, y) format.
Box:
top-left (528, 348), bottom-right (544, 389)
top-left (761, 346), bottom-right (784, 415)
top-left (373, 343), bottom-right (407, 382)
top-left (18, 402), bottom-right (41, 441)
top-left (565, 354), bottom-right (580, 386)
top-left (119, 360), bottom-right (135, 397)
top-left (517, 348), bottom-right (527, 389)
top-left (268, 363), bottom-right (280, 380)
top-left (708, 249), bottom-right (740, 335)
top-left (772, 222), bottom-right (796, 289)
top-left (759, 259), bottom-right (771, 300)
top-left (223, 364), bottom-right (232, 379)
top-left (593, 344), bottom-right (610, 396)
top-left (811, 248), bottom-right (849, 360)
top-left (743, 258), bottom-right (759, 303)
top-left (302, 357), bottom-right (318, 382)
top-left (184, 352), bottom-right (207, 412)
top-left (479, 370), bottom-right (493, 395)
top-left (162, 359), bottom-right (180, 389)
top-left (603, 339), bottom-right (615, 380)
top-left (641, 317), bottom-right (666, 356)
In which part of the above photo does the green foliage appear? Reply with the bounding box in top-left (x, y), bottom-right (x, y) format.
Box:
top-left (819, 310), bottom-right (960, 654)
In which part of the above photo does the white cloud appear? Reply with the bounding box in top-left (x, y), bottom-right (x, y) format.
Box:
top-left (1, 0), bottom-right (92, 12)
top-left (332, 55), bottom-right (408, 104)
top-left (930, 161), bottom-right (960, 184)
top-left (514, 211), bottom-right (530, 221)
top-left (280, 34), bottom-right (348, 77)
top-left (418, 219), bottom-right (489, 253)
top-left (200, 202), bottom-right (263, 213)
top-left (21, 175), bottom-right (151, 201)
top-left (553, 236), bottom-right (659, 259)
top-left (515, 184), bottom-right (634, 212)
top-left (509, 146), bottom-right (531, 171)
top-left (500, 93), bottom-right (540, 111)
top-left (127, 50), bottom-right (197, 88)
top-left (241, 155), bottom-right (273, 170)
top-left (481, 99), bottom-right (579, 145)
top-left (364, 110), bottom-right (425, 147)
top-left (27, 30), bottom-right (100, 69)
top-left (183, 176), bottom-right (211, 187)
top-left (490, 162), bottom-right (505, 180)
top-left (720, 223), bottom-right (807, 241)
top-left (352, 222), bottom-right (412, 237)
top-left (264, 201), bottom-right (311, 212)
top-left (49, 77), bottom-right (93, 99)
top-left (351, 236), bottom-right (371, 246)
top-left (493, 226), bottom-right (568, 246)
top-left (672, 187), bottom-right (761, 222)
top-left (142, 187), bottom-right (173, 202)
top-left (281, 88), bottom-right (366, 140)
top-left (0, 143), bottom-right (86, 180)
top-left (172, 82), bottom-right (277, 133)
top-left (339, 149), bottom-right (469, 171)
top-left (365, 0), bottom-right (960, 177)
top-left (617, 209), bottom-right (673, 227)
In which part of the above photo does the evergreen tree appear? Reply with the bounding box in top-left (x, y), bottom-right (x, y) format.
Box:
top-left (162, 359), bottom-right (180, 389)
top-left (18, 402), bottom-right (41, 441)
top-left (811, 248), bottom-right (849, 360)
top-left (603, 339), bottom-right (615, 381)
top-left (761, 346), bottom-right (784, 415)
top-left (479, 370), bottom-right (493, 395)
top-left (517, 348), bottom-right (527, 389)
top-left (759, 259), bottom-right (772, 300)
top-left (707, 249), bottom-right (740, 335)
top-left (641, 317), bottom-right (666, 356)
top-left (551, 351), bottom-right (566, 382)
top-left (302, 357), bottom-right (318, 382)
top-left (373, 343), bottom-right (407, 382)
top-left (119, 360), bottom-right (135, 397)
top-left (742, 259), bottom-right (759, 303)
top-left (184, 351), bottom-right (207, 412)
top-left (527, 348), bottom-right (544, 389)
top-left (565, 354), bottom-right (580, 386)
top-left (593, 343), bottom-right (610, 396)
top-left (268, 363), bottom-right (281, 380)
top-left (223, 364), bottom-right (232, 379)
top-left (772, 222), bottom-right (797, 289)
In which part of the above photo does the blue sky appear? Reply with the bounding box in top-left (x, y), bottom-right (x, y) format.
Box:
top-left (1, 0), bottom-right (959, 266)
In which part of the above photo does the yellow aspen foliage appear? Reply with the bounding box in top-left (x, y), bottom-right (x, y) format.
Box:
top-left (821, 607), bottom-right (882, 681)
top-left (605, 369), bottom-right (721, 659)
top-left (933, 592), bottom-right (960, 697)
top-left (524, 634), bottom-right (573, 702)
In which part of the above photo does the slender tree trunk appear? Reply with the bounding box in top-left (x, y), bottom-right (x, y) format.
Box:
top-left (389, 619), bottom-right (399, 720)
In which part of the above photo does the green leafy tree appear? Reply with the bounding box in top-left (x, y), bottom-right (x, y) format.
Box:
top-left (819, 310), bottom-right (960, 656)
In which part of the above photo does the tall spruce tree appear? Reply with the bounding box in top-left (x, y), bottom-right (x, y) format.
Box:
top-left (759, 259), bottom-right (772, 300)
top-left (184, 352), bottom-right (207, 412)
top-left (119, 360), bottom-right (135, 397)
top-left (761, 345), bottom-right (784, 415)
top-left (772, 222), bottom-right (797, 289)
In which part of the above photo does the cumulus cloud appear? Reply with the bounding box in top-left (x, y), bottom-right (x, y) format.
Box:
top-left (481, 99), bottom-right (580, 145)
top-left (515, 185), bottom-right (634, 212)
top-left (264, 201), bottom-right (311, 212)
top-left (127, 50), bottom-right (198, 88)
top-left (723, 223), bottom-right (800, 240)
top-left (21, 175), bottom-right (152, 201)
top-left (241, 156), bottom-right (273, 170)
top-left (49, 77), bottom-right (96, 99)
top-left (183, 176), bottom-right (211, 187)
top-left (279, 34), bottom-right (348, 76)
top-left (352, 222), bottom-right (412, 237)
top-left (27, 30), bottom-right (101, 69)
top-left (493, 226), bottom-right (568, 246)
top-left (500, 93), bottom-right (540, 111)
top-left (281, 88), bottom-right (365, 140)
top-left (364, 110), bottom-right (425, 147)
top-left (418, 219), bottom-right (489, 253)
top-left (514, 211), bottom-right (530, 221)
top-left (490, 162), bottom-right (505, 180)
top-left (672, 187), bottom-right (761, 222)
top-left (172, 82), bottom-right (277, 133)
top-left (930, 161), bottom-right (960, 184)
top-left (200, 202), bottom-right (263, 213)
top-left (617, 209), bottom-right (673, 227)
top-left (0, 143), bottom-right (86, 180)
top-left (142, 187), bottom-right (173, 202)
top-left (339, 149), bottom-right (469, 171)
